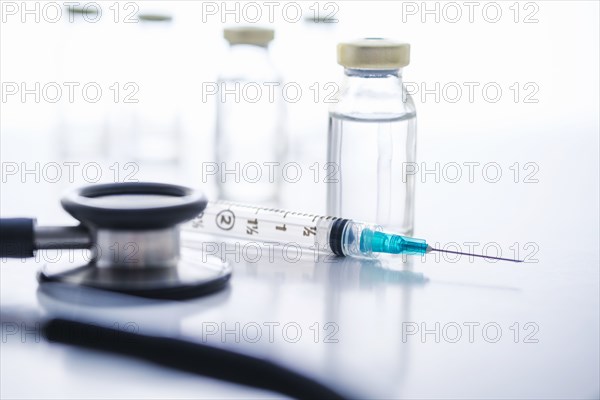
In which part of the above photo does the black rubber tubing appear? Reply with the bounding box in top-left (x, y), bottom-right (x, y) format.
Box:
top-left (43, 318), bottom-right (347, 400)
top-left (0, 218), bottom-right (35, 258)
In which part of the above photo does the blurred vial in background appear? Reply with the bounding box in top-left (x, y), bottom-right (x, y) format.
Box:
top-left (277, 14), bottom-right (338, 213)
top-left (216, 27), bottom-right (285, 204)
top-left (104, 6), bottom-right (139, 163)
top-left (285, 13), bottom-right (337, 162)
top-left (327, 39), bottom-right (416, 235)
top-left (132, 11), bottom-right (182, 164)
top-left (57, 4), bottom-right (109, 160)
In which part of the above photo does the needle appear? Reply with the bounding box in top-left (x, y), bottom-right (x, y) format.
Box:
top-left (428, 247), bottom-right (523, 263)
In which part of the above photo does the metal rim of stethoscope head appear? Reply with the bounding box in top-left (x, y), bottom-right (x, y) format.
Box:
top-left (38, 182), bottom-right (232, 300)
top-left (61, 182), bottom-right (205, 231)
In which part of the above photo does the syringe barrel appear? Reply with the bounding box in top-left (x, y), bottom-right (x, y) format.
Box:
top-left (182, 201), bottom-right (341, 258)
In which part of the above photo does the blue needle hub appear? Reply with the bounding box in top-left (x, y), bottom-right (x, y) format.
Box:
top-left (360, 228), bottom-right (429, 256)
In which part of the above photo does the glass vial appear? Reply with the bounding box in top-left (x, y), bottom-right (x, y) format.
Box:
top-left (57, 4), bottom-right (109, 161)
top-left (216, 27), bottom-right (284, 204)
top-left (132, 11), bottom-right (181, 164)
top-left (327, 39), bottom-right (416, 235)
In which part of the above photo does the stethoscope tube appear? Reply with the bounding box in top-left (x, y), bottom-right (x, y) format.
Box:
top-left (0, 218), bottom-right (90, 258)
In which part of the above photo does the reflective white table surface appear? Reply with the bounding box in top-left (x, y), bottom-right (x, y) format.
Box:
top-left (1, 3), bottom-right (599, 393)
top-left (1, 124), bottom-right (598, 399)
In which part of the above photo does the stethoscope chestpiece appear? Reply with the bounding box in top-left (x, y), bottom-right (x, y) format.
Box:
top-left (38, 182), bottom-right (232, 300)
top-left (61, 182), bottom-right (206, 231)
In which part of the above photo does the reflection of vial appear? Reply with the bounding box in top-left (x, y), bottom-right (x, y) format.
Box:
top-left (327, 39), bottom-right (416, 235)
top-left (216, 27), bottom-right (285, 204)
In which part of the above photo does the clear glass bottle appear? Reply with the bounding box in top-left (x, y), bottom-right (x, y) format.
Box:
top-left (216, 27), bottom-right (284, 204)
top-left (327, 39), bottom-right (416, 235)
top-left (57, 4), bottom-right (109, 161)
top-left (132, 11), bottom-right (181, 164)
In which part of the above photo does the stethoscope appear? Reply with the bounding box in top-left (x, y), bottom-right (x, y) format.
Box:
top-left (0, 182), bottom-right (232, 299)
top-left (0, 181), bottom-right (350, 398)
top-left (1, 178), bottom-right (487, 397)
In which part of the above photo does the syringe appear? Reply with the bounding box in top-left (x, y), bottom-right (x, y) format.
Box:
top-left (182, 201), bottom-right (521, 262)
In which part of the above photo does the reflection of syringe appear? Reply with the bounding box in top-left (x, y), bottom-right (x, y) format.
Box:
top-left (182, 201), bottom-right (521, 262)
